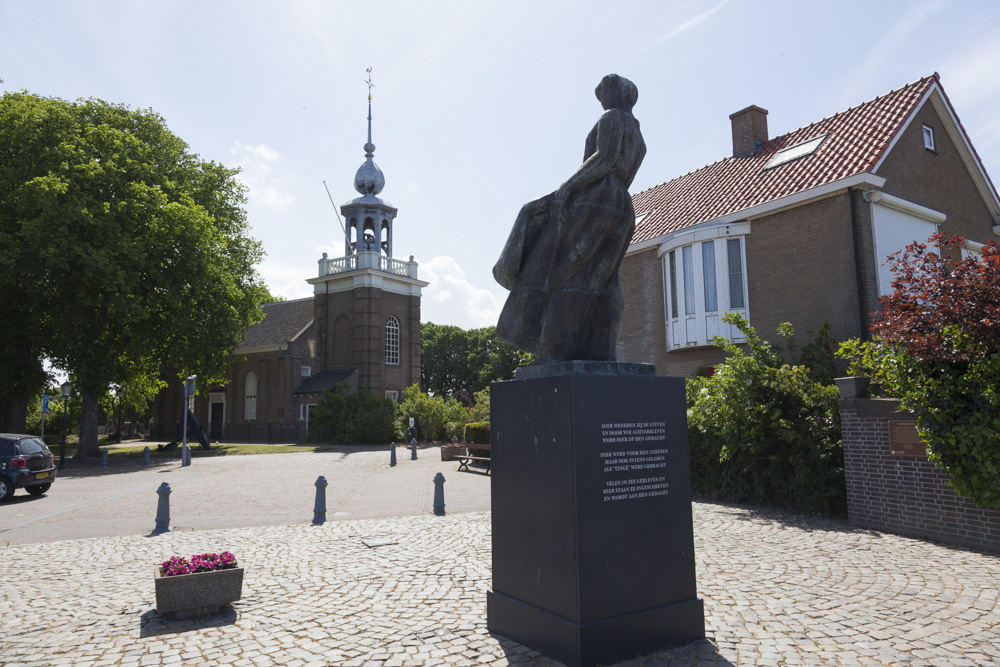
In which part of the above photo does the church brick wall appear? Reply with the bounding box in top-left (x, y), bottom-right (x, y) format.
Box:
top-left (318, 284), bottom-right (421, 398)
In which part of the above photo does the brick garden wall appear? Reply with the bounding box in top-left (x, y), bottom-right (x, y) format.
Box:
top-left (841, 397), bottom-right (1000, 552)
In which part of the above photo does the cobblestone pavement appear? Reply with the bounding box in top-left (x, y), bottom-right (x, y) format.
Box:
top-left (2, 499), bottom-right (999, 666)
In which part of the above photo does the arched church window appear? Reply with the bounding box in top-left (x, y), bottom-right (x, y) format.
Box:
top-left (245, 371), bottom-right (257, 420)
top-left (385, 317), bottom-right (400, 365)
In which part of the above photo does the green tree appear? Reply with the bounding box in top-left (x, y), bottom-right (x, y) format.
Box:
top-left (0, 92), bottom-right (266, 455)
top-left (420, 323), bottom-right (524, 397)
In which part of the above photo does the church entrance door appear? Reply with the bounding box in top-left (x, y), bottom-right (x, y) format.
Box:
top-left (210, 402), bottom-right (224, 440)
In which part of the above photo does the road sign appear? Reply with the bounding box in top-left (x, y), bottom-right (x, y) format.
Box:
top-left (42, 394), bottom-right (49, 414)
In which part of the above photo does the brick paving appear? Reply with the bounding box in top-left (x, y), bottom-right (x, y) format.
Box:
top-left (1, 447), bottom-right (999, 666)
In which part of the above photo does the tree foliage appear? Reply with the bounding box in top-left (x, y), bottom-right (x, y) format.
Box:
top-left (872, 234), bottom-right (1000, 362)
top-left (0, 92), bottom-right (266, 453)
top-left (687, 313), bottom-right (845, 515)
top-left (420, 323), bottom-right (525, 397)
top-left (838, 234), bottom-right (1000, 508)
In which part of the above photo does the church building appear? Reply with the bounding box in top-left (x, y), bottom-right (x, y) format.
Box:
top-left (152, 86), bottom-right (427, 441)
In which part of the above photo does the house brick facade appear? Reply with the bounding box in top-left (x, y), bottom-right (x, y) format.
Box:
top-left (618, 74), bottom-right (1000, 375)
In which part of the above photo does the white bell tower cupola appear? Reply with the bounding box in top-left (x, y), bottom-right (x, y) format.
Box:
top-left (341, 69), bottom-right (398, 259)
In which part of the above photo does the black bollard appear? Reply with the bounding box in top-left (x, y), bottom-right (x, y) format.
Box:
top-left (433, 472), bottom-right (446, 516)
top-left (153, 482), bottom-right (171, 534)
top-left (100, 448), bottom-right (108, 467)
top-left (313, 475), bottom-right (328, 524)
top-left (390, 442), bottom-right (397, 467)
top-left (410, 438), bottom-right (418, 461)
top-left (142, 446), bottom-right (150, 467)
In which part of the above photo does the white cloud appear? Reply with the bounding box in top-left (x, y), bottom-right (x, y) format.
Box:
top-left (403, 180), bottom-right (420, 194)
top-left (657, 0), bottom-right (728, 45)
top-left (257, 262), bottom-right (313, 301)
top-left (230, 141), bottom-right (296, 210)
top-left (419, 255), bottom-right (502, 329)
top-left (941, 40), bottom-right (1000, 153)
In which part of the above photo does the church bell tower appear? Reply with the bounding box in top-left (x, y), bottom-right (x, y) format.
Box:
top-left (307, 69), bottom-right (427, 398)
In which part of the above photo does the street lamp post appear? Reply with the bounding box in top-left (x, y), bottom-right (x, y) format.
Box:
top-left (181, 376), bottom-right (196, 465)
top-left (59, 381), bottom-right (72, 469)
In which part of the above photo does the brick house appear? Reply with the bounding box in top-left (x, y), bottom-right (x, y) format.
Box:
top-left (152, 104), bottom-right (427, 441)
top-left (617, 73), bottom-right (1000, 376)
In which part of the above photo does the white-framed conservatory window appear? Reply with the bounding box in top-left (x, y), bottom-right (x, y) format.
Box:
top-left (661, 224), bottom-right (749, 349)
top-left (245, 371), bottom-right (257, 421)
top-left (385, 316), bottom-right (400, 365)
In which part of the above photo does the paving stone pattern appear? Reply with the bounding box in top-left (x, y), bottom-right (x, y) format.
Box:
top-left (3, 500), bottom-right (999, 666)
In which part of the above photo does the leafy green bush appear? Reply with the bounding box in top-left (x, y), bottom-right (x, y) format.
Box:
top-left (836, 234), bottom-right (1000, 508)
top-left (464, 422), bottom-right (490, 445)
top-left (687, 313), bottom-right (845, 515)
top-left (467, 387), bottom-right (491, 423)
top-left (395, 384), bottom-right (469, 442)
top-left (306, 390), bottom-right (395, 444)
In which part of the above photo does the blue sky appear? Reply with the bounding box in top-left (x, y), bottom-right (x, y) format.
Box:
top-left (4, 0), bottom-right (1000, 329)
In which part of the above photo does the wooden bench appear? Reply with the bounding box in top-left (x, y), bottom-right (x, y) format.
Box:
top-left (456, 444), bottom-right (491, 473)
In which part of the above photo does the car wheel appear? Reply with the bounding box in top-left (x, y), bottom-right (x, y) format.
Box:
top-left (0, 477), bottom-right (13, 502)
top-left (26, 483), bottom-right (51, 496)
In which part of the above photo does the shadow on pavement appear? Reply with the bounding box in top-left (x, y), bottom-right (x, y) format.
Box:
top-left (697, 499), bottom-right (886, 539)
top-left (493, 637), bottom-right (736, 666)
top-left (139, 606), bottom-right (238, 637)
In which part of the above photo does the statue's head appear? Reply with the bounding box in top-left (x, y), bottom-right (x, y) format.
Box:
top-left (596, 74), bottom-right (638, 111)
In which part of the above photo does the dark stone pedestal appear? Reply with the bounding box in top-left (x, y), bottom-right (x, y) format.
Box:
top-left (488, 372), bottom-right (705, 667)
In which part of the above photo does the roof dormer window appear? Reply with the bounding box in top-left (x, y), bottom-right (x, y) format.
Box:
top-left (765, 134), bottom-right (827, 170)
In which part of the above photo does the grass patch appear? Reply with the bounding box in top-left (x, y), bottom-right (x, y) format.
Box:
top-left (107, 444), bottom-right (345, 459)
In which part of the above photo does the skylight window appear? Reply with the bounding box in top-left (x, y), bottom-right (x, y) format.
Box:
top-left (635, 211), bottom-right (650, 226)
top-left (765, 134), bottom-right (827, 169)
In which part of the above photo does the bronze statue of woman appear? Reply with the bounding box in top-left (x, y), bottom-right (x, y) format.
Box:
top-left (494, 74), bottom-right (646, 362)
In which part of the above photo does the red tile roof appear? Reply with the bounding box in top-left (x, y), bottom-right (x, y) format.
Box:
top-left (631, 74), bottom-right (939, 245)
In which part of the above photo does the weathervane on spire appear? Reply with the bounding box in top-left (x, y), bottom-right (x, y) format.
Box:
top-left (364, 67), bottom-right (375, 154)
top-left (353, 67), bottom-right (386, 197)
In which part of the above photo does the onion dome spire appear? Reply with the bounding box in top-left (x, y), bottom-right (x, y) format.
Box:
top-left (354, 67), bottom-right (385, 196)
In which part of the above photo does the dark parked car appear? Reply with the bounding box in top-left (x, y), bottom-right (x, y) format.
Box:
top-left (0, 434), bottom-right (57, 502)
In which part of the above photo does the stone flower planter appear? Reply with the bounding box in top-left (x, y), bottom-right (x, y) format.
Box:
top-left (441, 445), bottom-right (467, 461)
top-left (154, 566), bottom-right (244, 618)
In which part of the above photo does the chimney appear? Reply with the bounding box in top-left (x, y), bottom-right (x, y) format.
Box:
top-left (729, 105), bottom-right (769, 157)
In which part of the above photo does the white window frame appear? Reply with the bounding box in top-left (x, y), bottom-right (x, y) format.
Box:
top-left (301, 366), bottom-right (312, 377)
top-left (244, 371), bottom-right (257, 421)
top-left (385, 390), bottom-right (399, 402)
top-left (962, 239), bottom-right (984, 260)
top-left (300, 403), bottom-right (317, 430)
top-left (867, 192), bottom-right (945, 297)
top-left (922, 124), bottom-right (936, 151)
top-left (385, 316), bottom-right (400, 365)
top-left (659, 222), bottom-right (750, 349)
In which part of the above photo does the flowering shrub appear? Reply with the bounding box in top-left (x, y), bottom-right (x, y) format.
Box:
top-left (160, 552), bottom-right (238, 577)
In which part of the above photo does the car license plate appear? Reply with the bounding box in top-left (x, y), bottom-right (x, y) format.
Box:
top-left (35, 472), bottom-right (50, 479)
